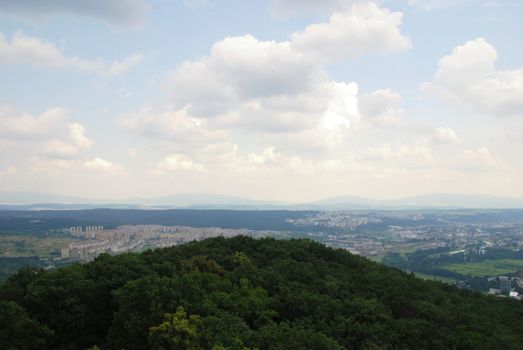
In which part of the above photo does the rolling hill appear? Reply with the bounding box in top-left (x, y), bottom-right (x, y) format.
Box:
top-left (1, 236), bottom-right (523, 349)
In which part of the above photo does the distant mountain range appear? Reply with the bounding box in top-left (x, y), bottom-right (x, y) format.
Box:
top-left (304, 193), bottom-right (523, 210)
top-left (0, 192), bottom-right (283, 210)
top-left (1, 191), bottom-right (523, 210)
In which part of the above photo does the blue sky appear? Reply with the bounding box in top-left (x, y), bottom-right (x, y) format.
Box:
top-left (0, 0), bottom-right (522, 202)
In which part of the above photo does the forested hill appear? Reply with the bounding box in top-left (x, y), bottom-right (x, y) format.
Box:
top-left (2, 237), bottom-right (523, 349)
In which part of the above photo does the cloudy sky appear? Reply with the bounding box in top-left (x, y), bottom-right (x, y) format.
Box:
top-left (0, 0), bottom-right (522, 202)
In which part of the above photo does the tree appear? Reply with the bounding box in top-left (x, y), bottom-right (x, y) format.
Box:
top-left (149, 306), bottom-right (203, 350)
top-left (0, 300), bottom-right (53, 349)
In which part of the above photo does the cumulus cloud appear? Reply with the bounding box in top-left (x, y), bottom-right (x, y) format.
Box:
top-left (108, 53), bottom-right (143, 75)
top-left (319, 81), bottom-right (359, 145)
top-left (120, 2), bottom-right (417, 174)
top-left (358, 88), bottom-right (459, 145)
top-left (38, 123), bottom-right (93, 159)
top-left (169, 35), bottom-right (322, 117)
top-left (290, 3), bottom-right (411, 62)
top-left (359, 88), bottom-right (408, 128)
top-left (154, 154), bottom-right (207, 174)
top-left (39, 139), bottom-right (81, 159)
top-left (461, 147), bottom-right (504, 170)
top-left (84, 157), bottom-right (122, 173)
top-left (432, 127), bottom-right (460, 144)
top-left (116, 36), bottom-right (346, 156)
top-left (0, 32), bottom-right (142, 75)
top-left (359, 140), bottom-right (435, 168)
top-left (164, 33), bottom-right (364, 151)
top-left (0, 105), bottom-right (93, 168)
top-left (68, 123), bottom-right (92, 149)
top-left (0, 105), bottom-right (66, 139)
top-left (31, 157), bottom-right (76, 171)
top-left (422, 38), bottom-right (523, 116)
top-left (0, 0), bottom-right (148, 26)
top-left (119, 106), bottom-right (228, 151)
top-left (240, 147), bottom-right (314, 174)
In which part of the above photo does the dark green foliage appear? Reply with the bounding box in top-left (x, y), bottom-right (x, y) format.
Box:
top-left (0, 209), bottom-right (315, 235)
top-left (0, 300), bottom-right (53, 350)
top-left (2, 236), bottom-right (523, 349)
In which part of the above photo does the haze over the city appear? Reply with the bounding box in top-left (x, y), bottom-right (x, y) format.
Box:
top-left (0, 0), bottom-right (522, 202)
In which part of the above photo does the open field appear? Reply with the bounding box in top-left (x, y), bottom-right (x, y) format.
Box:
top-left (444, 259), bottom-right (523, 277)
top-left (414, 272), bottom-right (457, 283)
top-left (0, 235), bottom-right (79, 257)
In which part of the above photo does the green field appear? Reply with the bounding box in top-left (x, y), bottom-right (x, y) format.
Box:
top-left (444, 259), bottom-right (523, 277)
top-left (0, 235), bottom-right (79, 257)
top-left (414, 272), bottom-right (457, 283)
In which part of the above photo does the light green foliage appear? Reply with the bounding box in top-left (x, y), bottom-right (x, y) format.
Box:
top-left (149, 306), bottom-right (202, 350)
top-left (445, 259), bottom-right (523, 276)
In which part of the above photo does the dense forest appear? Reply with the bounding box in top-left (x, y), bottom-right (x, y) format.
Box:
top-left (2, 236), bottom-right (523, 349)
top-left (0, 210), bottom-right (317, 235)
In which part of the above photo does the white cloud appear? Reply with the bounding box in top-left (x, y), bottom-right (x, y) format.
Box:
top-left (0, 105), bottom-right (93, 169)
top-left (40, 139), bottom-right (80, 159)
top-left (290, 3), bottom-right (411, 62)
top-left (169, 35), bottom-right (322, 117)
top-left (109, 53), bottom-right (143, 75)
top-left (84, 157), bottom-right (122, 173)
top-left (461, 147), bottom-right (504, 170)
top-left (68, 123), bottom-right (92, 149)
top-left (241, 147), bottom-right (314, 174)
top-left (121, 5), bottom-right (415, 171)
top-left (31, 157), bottom-right (76, 171)
top-left (37, 123), bottom-right (92, 159)
top-left (359, 88), bottom-right (407, 128)
top-left (197, 142), bottom-right (238, 165)
top-left (319, 81), bottom-right (359, 146)
top-left (423, 38), bottom-right (523, 116)
top-left (154, 154), bottom-right (207, 174)
top-left (119, 106), bottom-right (228, 149)
top-left (165, 35), bottom-right (361, 151)
top-left (360, 140), bottom-right (435, 167)
top-left (432, 127), bottom-right (460, 144)
top-left (0, 0), bottom-right (148, 26)
top-left (0, 165), bottom-right (16, 177)
top-left (0, 32), bottom-right (142, 75)
top-left (0, 105), bottom-right (66, 139)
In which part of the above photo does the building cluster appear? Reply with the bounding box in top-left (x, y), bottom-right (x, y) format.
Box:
top-left (488, 275), bottom-right (523, 300)
top-left (62, 225), bottom-right (247, 261)
top-left (281, 212), bottom-right (523, 259)
top-left (69, 226), bottom-right (104, 239)
top-left (287, 212), bottom-right (383, 229)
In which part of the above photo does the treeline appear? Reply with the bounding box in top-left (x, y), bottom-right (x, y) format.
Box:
top-left (0, 209), bottom-right (317, 235)
top-left (0, 256), bottom-right (44, 282)
top-left (2, 236), bottom-right (523, 349)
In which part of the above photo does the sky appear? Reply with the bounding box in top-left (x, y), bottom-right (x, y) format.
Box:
top-left (0, 0), bottom-right (522, 202)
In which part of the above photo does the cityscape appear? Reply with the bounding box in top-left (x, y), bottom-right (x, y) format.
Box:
top-left (3, 209), bottom-right (521, 299)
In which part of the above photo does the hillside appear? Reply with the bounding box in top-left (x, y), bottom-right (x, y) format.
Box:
top-left (1, 236), bottom-right (523, 349)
